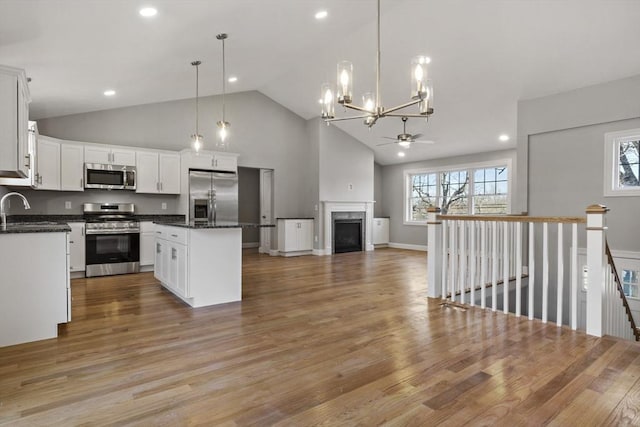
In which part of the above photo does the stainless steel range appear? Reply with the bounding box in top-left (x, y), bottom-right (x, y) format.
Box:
top-left (84, 203), bottom-right (140, 278)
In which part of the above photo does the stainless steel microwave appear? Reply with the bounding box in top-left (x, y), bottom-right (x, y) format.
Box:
top-left (84, 163), bottom-right (136, 190)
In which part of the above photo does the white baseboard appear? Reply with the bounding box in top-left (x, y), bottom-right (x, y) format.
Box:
top-left (242, 242), bottom-right (260, 248)
top-left (312, 249), bottom-right (327, 256)
top-left (388, 242), bottom-right (428, 252)
top-left (268, 249), bottom-right (280, 257)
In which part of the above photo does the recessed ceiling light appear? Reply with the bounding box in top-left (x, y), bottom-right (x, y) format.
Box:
top-left (315, 10), bottom-right (328, 20)
top-left (318, 99), bottom-right (323, 104)
top-left (499, 134), bottom-right (510, 142)
top-left (228, 76), bottom-right (238, 83)
top-left (139, 7), bottom-right (157, 17)
top-left (103, 90), bottom-right (116, 96)
top-left (397, 151), bottom-right (406, 157)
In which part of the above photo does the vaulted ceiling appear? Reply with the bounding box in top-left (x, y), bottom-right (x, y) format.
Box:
top-left (2, 0), bottom-right (640, 165)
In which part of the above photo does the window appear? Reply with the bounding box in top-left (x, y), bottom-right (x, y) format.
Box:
top-left (404, 160), bottom-right (511, 224)
top-left (604, 129), bottom-right (640, 196)
top-left (622, 269), bottom-right (639, 299)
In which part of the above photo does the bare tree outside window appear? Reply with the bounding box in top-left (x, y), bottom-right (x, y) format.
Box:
top-left (619, 140), bottom-right (640, 188)
top-left (440, 171), bottom-right (468, 214)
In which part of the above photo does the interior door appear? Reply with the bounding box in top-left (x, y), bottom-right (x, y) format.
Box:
top-left (259, 169), bottom-right (274, 254)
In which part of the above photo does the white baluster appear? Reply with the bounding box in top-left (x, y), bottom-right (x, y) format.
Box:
top-left (529, 222), bottom-right (535, 320)
top-left (441, 219), bottom-right (448, 299)
top-left (586, 204), bottom-right (608, 337)
top-left (481, 221), bottom-right (487, 309)
top-left (570, 223), bottom-right (578, 330)
top-left (542, 222), bottom-right (549, 323)
top-left (470, 221), bottom-right (476, 306)
top-left (503, 221), bottom-right (509, 314)
top-left (492, 221), bottom-right (498, 311)
top-left (426, 207), bottom-right (442, 298)
top-left (450, 220), bottom-right (457, 302)
top-left (557, 223), bottom-right (564, 327)
top-left (515, 221), bottom-right (522, 317)
top-left (459, 220), bottom-right (466, 304)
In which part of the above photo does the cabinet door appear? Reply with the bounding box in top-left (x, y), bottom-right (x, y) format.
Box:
top-left (140, 233), bottom-right (155, 266)
top-left (17, 78), bottom-right (30, 178)
top-left (284, 221), bottom-right (298, 251)
top-left (68, 222), bottom-right (86, 272)
top-left (297, 220), bottom-right (314, 251)
top-left (136, 151), bottom-right (159, 194)
top-left (188, 152), bottom-right (214, 170)
top-left (213, 153), bottom-right (237, 172)
top-left (112, 148), bottom-right (136, 166)
top-left (84, 145), bottom-right (111, 164)
top-left (159, 153), bottom-right (180, 194)
top-left (60, 143), bottom-right (85, 191)
top-left (154, 239), bottom-right (167, 283)
top-left (169, 243), bottom-right (188, 297)
top-left (35, 137), bottom-right (61, 190)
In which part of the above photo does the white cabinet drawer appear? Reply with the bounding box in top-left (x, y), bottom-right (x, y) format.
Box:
top-left (165, 227), bottom-right (187, 244)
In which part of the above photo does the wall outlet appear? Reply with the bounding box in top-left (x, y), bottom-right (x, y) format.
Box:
top-left (65, 201), bottom-right (72, 210)
top-left (161, 202), bottom-right (167, 210)
top-left (348, 183), bottom-right (353, 191)
top-left (314, 235), bottom-right (318, 242)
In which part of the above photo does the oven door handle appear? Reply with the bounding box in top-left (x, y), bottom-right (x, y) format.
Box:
top-left (85, 229), bottom-right (140, 235)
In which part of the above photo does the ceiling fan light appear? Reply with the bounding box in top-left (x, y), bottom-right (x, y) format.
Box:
top-left (320, 83), bottom-right (335, 119)
top-left (337, 60), bottom-right (353, 104)
top-left (399, 140), bottom-right (411, 148)
top-left (411, 56), bottom-right (429, 100)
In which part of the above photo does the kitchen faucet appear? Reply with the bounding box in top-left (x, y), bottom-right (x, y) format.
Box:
top-left (0, 192), bottom-right (31, 230)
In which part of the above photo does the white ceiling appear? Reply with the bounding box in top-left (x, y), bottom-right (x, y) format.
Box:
top-left (2, 0), bottom-right (640, 165)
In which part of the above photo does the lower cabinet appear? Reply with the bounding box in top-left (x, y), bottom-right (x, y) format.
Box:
top-left (154, 226), bottom-right (188, 298)
top-left (372, 217), bottom-right (390, 246)
top-left (277, 219), bottom-right (313, 256)
top-left (140, 221), bottom-right (155, 267)
top-left (68, 222), bottom-right (86, 272)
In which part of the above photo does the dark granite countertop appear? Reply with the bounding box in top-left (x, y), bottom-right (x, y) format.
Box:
top-left (0, 222), bottom-right (71, 234)
top-left (6, 214), bottom-right (186, 224)
top-left (136, 215), bottom-right (186, 223)
top-left (276, 217), bottom-right (315, 220)
top-left (157, 221), bottom-right (275, 229)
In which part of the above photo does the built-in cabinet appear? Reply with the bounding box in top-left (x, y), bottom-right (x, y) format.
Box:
top-left (154, 225), bottom-right (188, 298)
top-left (372, 217), bottom-right (390, 246)
top-left (136, 151), bottom-right (180, 194)
top-left (140, 221), bottom-right (155, 267)
top-left (0, 65), bottom-right (31, 179)
top-left (84, 145), bottom-right (136, 166)
top-left (34, 136), bottom-right (61, 190)
top-left (68, 222), bottom-right (86, 272)
top-left (277, 219), bottom-right (313, 256)
top-left (60, 143), bottom-right (85, 191)
top-left (182, 150), bottom-right (238, 172)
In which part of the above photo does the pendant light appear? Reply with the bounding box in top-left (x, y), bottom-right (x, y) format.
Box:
top-left (190, 60), bottom-right (203, 152)
top-left (216, 33), bottom-right (230, 150)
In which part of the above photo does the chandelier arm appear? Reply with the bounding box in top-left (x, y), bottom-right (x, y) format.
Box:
top-left (380, 98), bottom-right (423, 115)
top-left (195, 63), bottom-right (199, 135)
top-left (324, 114), bottom-right (375, 123)
top-left (342, 103), bottom-right (376, 114)
top-left (385, 113), bottom-right (434, 118)
top-left (222, 37), bottom-right (226, 122)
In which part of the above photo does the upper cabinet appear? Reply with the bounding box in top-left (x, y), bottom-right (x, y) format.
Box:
top-left (181, 150), bottom-right (238, 173)
top-left (0, 65), bottom-right (31, 178)
top-left (34, 136), bottom-right (61, 191)
top-left (136, 150), bottom-right (180, 194)
top-left (85, 145), bottom-right (136, 166)
top-left (60, 142), bottom-right (85, 191)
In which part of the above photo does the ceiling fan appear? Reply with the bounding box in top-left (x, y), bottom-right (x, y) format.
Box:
top-left (377, 117), bottom-right (435, 148)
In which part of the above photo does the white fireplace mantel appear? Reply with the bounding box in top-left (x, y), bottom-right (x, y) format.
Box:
top-left (321, 201), bottom-right (375, 256)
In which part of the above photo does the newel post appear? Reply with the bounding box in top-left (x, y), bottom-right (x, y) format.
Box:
top-left (585, 204), bottom-right (609, 337)
top-left (427, 207), bottom-right (442, 298)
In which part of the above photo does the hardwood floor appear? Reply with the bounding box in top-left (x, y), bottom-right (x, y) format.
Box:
top-left (2, 248), bottom-right (640, 425)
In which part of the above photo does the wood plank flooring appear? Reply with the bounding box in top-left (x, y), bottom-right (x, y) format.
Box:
top-left (2, 248), bottom-right (640, 425)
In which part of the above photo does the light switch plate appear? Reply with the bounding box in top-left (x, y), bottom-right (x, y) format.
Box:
top-left (65, 201), bottom-right (72, 209)
top-left (161, 202), bottom-right (167, 210)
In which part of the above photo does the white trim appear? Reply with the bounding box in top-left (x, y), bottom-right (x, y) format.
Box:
top-left (604, 128), bottom-right (640, 197)
top-left (388, 242), bottom-right (428, 251)
top-left (268, 249), bottom-right (280, 257)
top-left (403, 158), bottom-right (513, 225)
top-left (312, 249), bottom-right (326, 256)
top-left (321, 201), bottom-right (375, 255)
top-left (242, 242), bottom-right (260, 248)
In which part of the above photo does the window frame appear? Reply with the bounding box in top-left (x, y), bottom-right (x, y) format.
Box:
top-left (403, 158), bottom-right (512, 226)
top-left (604, 128), bottom-right (640, 197)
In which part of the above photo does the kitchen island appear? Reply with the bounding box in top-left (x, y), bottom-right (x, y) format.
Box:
top-left (154, 222), bottom-right (273, 308)
top-left (0, 222), bottom-right (71, 347)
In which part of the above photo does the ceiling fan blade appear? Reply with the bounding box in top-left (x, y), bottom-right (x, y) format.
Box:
top-left (412, 140), bottom-right (436, 144)
top-left (376, 142), bottom-right (394, 147)
top-left (411, 133), bottom-right (423, 139)
top-left (381, 136), bottom-right (397, 140)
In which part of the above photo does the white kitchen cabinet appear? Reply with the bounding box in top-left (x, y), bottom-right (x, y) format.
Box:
top-left (84, 145), bottom-right (136, 166)
top-left (372, 217), bottom-right (390, 246)
top-left (140, 221), bottom-right (155, 266)
top-left (34, 136), bottom-right (61, 190)
top-left (168, 242), bottom-right (188, 297)
top-left (68, 222), bottom-right (86, 272)
top-left (212, 153), bottom-right (237, 172)
top-left (154, 237), bottom-right (168, 284)
top-left (0, 121), bottom-right (37, 187)
top-left (154, 225), bottom-right (189, 298)
top-left (136, 150), bottom-right (180, 194)
top-left (180, 149), bottom-right (239, 172)
top-left (277, 219), bottom-right (313, 256)
top-left (60, 143), bottom-right (85, 191)
top-left (0, 65), bottom-right (31, 179)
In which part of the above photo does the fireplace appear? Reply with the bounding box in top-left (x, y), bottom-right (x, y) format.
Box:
top-left (332, 211), bottom-right (365, 253)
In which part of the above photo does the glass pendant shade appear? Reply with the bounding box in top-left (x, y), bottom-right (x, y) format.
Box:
top-left (321, 83), bottom-right (335, 119)
top-left (217, 120), bottom-right (230, 149)
top-left (337, 60), bottom-right (353, 104)
top-left (362, 92), bottom-right (376, 126)
top-left (411, 56), bottom-right (429, 100)
top-left (191, 134), bottom-right (203, 152)
top-left (419, 80), bottom-right (434, 115)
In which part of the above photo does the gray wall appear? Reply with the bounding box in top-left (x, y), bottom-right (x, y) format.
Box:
top-left (306, 119), bottom-right (321, 249)
top-left (374, 162), bottom-right (383, 217)
top-left (381, 149), bottom-right (517, 246)
top-left (238, 167), bottom-right (260, 245)
top-left (37, 90), bottom-right (315, 222)
top-left (519, 74), bottom-right (640, 252)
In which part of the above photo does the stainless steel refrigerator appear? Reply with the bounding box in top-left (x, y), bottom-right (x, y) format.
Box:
top-left (189, 169), bottom-right (238, 222)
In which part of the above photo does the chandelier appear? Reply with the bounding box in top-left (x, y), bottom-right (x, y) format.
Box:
top-left (216, 33), bottom-right (230, 149)
top-left (320, 0), bottom-right (434, 127)
top-left (190, 60), bottom-right (203, 152)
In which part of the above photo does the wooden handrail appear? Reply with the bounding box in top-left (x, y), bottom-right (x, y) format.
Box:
top-left (605, 241), bottom-right (640, 341)
top-left (437, 214), bottom-right (586, 224)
